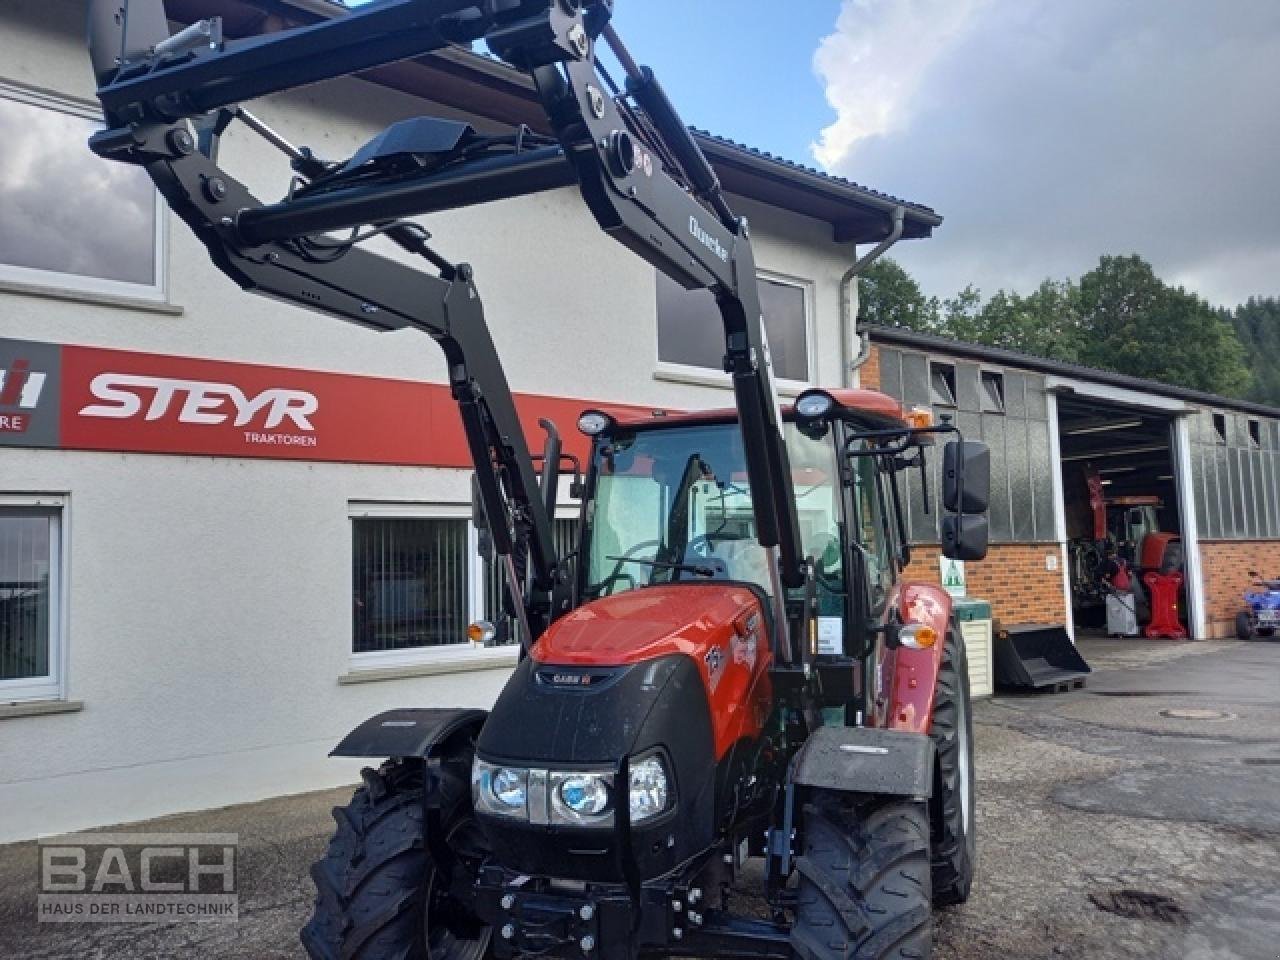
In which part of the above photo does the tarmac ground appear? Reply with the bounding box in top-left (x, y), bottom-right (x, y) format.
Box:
top-left (1, 636), bottom-right (1278, 959)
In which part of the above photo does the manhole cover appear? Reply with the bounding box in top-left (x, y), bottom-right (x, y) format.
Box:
top-left (1089, 889), bottom-right (1189, 926)
top-left (1159, 708), bottom-right (1230, 720)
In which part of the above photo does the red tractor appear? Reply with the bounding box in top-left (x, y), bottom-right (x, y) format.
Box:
top-left (88, 2), bottom-right (990, 956)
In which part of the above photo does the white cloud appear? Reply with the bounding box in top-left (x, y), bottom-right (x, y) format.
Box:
top-left (811, 0), bottom-right (988, 169)
top-left (812, 0), bottom-right (1280, 307)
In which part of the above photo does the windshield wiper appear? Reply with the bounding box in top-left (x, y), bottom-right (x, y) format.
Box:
top-left (606, 556), bottom-right (718, 578)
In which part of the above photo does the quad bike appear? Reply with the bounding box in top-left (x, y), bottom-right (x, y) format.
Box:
top-left (86, 3), bottom-right (990, 957)
top-left (1237, 571), bottom-right (1280, 640)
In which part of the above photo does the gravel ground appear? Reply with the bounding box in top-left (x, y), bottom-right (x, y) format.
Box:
top-left (1, 637), bottom-right (1278, 959)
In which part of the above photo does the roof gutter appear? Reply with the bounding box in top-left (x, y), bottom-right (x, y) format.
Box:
top-left (840, 205), bottom-right (905, 387)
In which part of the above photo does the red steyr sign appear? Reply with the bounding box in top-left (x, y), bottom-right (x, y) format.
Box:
top-left (0, 338), bottom-right (646, 466)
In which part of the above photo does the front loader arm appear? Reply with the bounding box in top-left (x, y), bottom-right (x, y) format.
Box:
top-left (87, 0), bottom-right (806, 623)
top-left (88, 115), bottom-right (562, 639)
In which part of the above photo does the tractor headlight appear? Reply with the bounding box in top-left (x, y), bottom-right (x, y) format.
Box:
top-left (551, 773), bottom-right (613, 823)
top-left (472, 755), bottom-right (674, 828)
top-left (628, 754), bottom-right (672, 824)
top-left (472, 761), bottom-right (528, 819)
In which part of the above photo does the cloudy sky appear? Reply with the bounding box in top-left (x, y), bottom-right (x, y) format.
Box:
top-left (613, 0), bottom-right (1280, 307)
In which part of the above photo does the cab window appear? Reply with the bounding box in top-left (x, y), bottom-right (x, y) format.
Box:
top-left (850, 446), bottom-right (895, 612)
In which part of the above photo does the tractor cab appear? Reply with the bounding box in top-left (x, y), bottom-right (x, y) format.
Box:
top-left (570, 388), bottom-right (988, 662)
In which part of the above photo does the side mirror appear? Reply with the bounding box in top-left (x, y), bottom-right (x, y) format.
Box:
top-left (942, 514), bottom-right (989, 562)
top-left (943, 440), bottom-right (990, 514)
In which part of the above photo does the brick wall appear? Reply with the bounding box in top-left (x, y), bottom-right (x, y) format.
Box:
top-left (858, 344), bottom-right (882, 391)
top-left (902, 543), bottom-right (1067, 627)
top-left (1199, 540), bottom-right (1280, 638)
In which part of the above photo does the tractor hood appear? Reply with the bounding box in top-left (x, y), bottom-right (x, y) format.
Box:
top-left (534, 584), bottom-right (765, 666)
top-left (476, 585), bottom-right (765, 766)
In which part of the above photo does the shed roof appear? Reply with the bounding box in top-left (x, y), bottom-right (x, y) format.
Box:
top-left (866, 325), bottom-right (1280, 420)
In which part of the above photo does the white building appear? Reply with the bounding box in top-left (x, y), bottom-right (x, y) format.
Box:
top-left (0, 0), bottom-right (939, 842)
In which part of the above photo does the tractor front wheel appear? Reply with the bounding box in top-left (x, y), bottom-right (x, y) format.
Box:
top-left (1236, 612), bottom-right (1254, 640)
top-left (302, 757), bottom-right (492, 960)
top-left (929, 625), bottom-right (976, 906)
top-left (791, 795), bottom-right (932, 960)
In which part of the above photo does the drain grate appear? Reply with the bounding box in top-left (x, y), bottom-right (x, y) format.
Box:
top-left (1089, 889), bottom-right (1189, 926)
top-left (1159, 708), bottom-right (1230, 720)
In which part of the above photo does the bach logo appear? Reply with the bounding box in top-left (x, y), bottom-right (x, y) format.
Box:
top-left (38, 832), bottom-right (238, 924)
top-left (0, 358), bottom-right (48, 433)
top-left (79, 373), bottom-right (319, 438)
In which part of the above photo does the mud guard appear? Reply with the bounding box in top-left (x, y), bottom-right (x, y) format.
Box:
top-left (881, 582), bottom-right (955, 733)
top-left (330, 707), bottom-right (488, 759)
top-left (790, 726), bottom-right (934, 800)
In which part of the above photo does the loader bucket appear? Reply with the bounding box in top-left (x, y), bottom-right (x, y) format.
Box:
top-left (993, 623), bottom-right (1091, 691)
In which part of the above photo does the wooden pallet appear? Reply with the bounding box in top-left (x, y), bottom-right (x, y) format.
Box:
top-left (1040, 676), bottom-right (1087, 694)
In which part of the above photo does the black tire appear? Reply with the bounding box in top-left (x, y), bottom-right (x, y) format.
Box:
top-left (792, 795), bottom-right (932, 960)
top-left (301, 757), bottom-right (492, 960)
top-left (929, 625), bottom-right (976, 906)
top-left (1236, 612), bottom-right (1254, 641)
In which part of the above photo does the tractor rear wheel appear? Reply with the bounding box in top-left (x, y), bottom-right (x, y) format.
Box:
top-left (791, 795), bottom-right (932, 960)
top-left (929, 625), bottom-right (976, 906)
top-left (301, 757), bottom-right (492, 960)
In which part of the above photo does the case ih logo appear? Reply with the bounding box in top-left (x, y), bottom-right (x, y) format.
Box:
top-left (79, 374), bottom-right (319, 436)
top-left (0, 359), bottom-right (48, 433)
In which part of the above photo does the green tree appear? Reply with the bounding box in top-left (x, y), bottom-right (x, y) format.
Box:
top-left (938, 285), bottom-right (984, 342)
top-left (1228, 297), bottom-right (1280, 405)
top-left (1075, 255), bottom-right (1249, 396)
top-left (856, 258), bottom-right (938, 331)
top-left (967, 280), bottom-right (1083, 362)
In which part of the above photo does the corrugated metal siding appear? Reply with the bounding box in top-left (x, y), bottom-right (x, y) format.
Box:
top-left (1190, 408), bottom-right (1280, 540)
top-left (876, 346), bottom-right (1055, 545)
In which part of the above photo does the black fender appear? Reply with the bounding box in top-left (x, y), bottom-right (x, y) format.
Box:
top-left (330, 707), bottom-right (488, 760)
top-left (789, 726), bottom-right (934, 800)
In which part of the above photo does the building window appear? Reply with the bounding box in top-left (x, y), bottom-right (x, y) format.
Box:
top-left (1212, 413), bottom-right (1227, 445)
top-left (1248, 419), bottom-right (1261, 448)
top-left (0, 84), bottom-right (165, 301)
top-left (980, 371), bottom-right (1005, 413)
top-left (352, 509), bottom-right (480, 659)
top-left (483, 518), bottom-right (579, 639)
top-left (349, 505), bottom-right (579, 666)
top-left (0, 498), bottom-right (65, 702)
top-left (930, 362), bottom-right (957, 407)
top-left (656, 271), bottom-right (812, 384)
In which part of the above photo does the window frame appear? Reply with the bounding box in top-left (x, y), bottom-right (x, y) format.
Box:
top-left (929, 361), bottom-right (957, 408)
top-left (347, 500), bottom-right (579, 673)
top-left (0, 493), bottom-right (69, 702)
top-left (654, 269), bottom-right (817, 393)
top-left (0, 81), bottom-right (169, 304)
top-left (348, 502), bottom-right (507, 672)
top-left (1212, 413), bottom-right (1228, 445)
top-left (980, 369), bottom-right (1006, 414)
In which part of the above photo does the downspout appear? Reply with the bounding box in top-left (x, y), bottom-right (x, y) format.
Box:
top-left (839, 205), bottom-right (906, 387)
